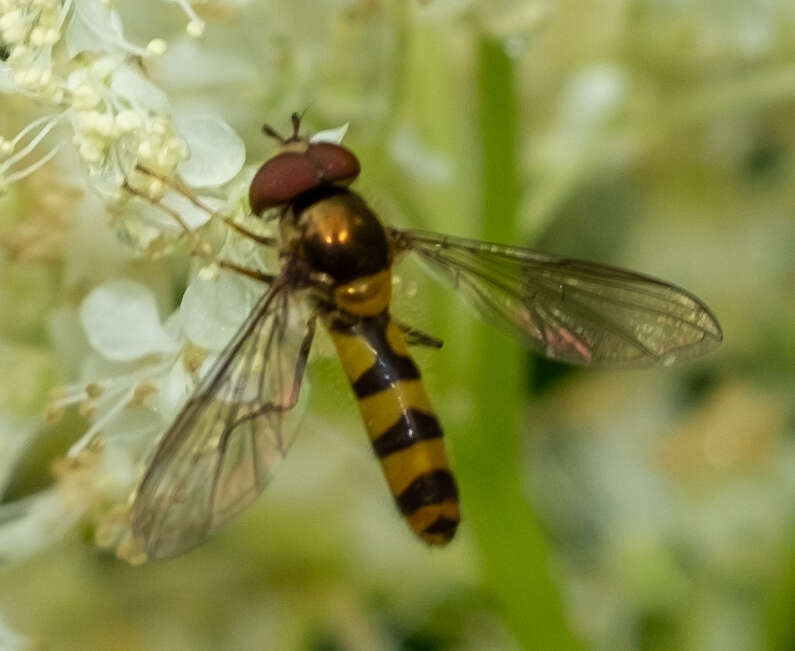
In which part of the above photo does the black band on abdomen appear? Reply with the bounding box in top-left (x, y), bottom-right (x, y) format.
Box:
top-left (371, 409), bottom-right (443, 457)
top-left (352, 355), bottom-right (420, 397)
top-left (422, 516), bottom-right (459, 537)
top-left (395, 470), bottom-right (459, 515)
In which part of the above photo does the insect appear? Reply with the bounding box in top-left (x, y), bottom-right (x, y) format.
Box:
top-left (129, 114), bottom-right (723, 559)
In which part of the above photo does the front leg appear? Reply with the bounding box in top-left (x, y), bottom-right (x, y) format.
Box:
top-left (395, 320), bottom-right (443, 349)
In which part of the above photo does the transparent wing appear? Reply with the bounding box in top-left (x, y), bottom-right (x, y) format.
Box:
top-left (392, 229), bottom-right (722, 367)
top-left (130, 281), bottom-right (315, 560)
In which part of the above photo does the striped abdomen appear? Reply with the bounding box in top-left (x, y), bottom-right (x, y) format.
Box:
top-left (326, 311), bottom-right (460, 545)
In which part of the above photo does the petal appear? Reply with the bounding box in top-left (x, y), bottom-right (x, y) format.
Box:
top-left (175, 114), bottom-right (246, 188)
top-left (310, 122), bottom-right (349, 144)
top-left (160, 191), bottom-right (223, 230)
top-left (157, 358), bottom-right (196, 422)
top-left (0, 420), bottom-right (35, 494)
top-left (66, 0), bottom-right (124, 57)
top-left (117, 191), bottom-right (219, 233)
top-left (0, 63), bottom-right (15, 93)
top-left (154, 37), bottom-right (258, 88)
top-left (180, 273), bottom-right (253, 351)
top-left (80, 280), bottom-right (179, 361)
top-left (0, 490), bottom-right (79, 563)
top-left (110, 64), bottom-right (170, 114)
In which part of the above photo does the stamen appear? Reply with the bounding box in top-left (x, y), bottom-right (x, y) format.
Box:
top-left (0, 115), bottom-right (60, 172)
top-left (48, 360), bottom-right (173, 409)
top-left (3, 142), bottom-right (62, 185)
top-left (169, 0), bottom-right (205, 38)
top-left (8, 114), bottom-right (59, 149)
top-left (67, 385), bottom-right (137, 456)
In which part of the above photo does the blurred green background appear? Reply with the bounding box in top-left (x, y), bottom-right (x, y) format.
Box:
top-left (1, 1), bottom-right (794, 650)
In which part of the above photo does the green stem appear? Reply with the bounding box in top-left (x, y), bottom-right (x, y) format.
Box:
top-left (454, 35), bottom-right (582, 651)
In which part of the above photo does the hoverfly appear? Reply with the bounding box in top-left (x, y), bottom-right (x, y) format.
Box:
top-left (129, 114), bottom-right (723, 559)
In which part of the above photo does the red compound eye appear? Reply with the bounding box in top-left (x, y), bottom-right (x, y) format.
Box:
top-left (249, 142), bottom-right (360, 215)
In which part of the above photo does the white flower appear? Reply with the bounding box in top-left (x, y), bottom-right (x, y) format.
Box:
top-left (310, 122), bottom-right (349, 145)
top-left (180, 272), bottom-right (255, 350)
top-left (174, 113), bottom-right (246, 188)
top-left (0, 419), bottom-right (36, 497)
top-left (80, 279), bottom-right (180, 361)
top-left (0, 0), bottom-right (351, 567)
top-left (0, 489), bottom-right (80, 564)
top-left (0, 0), bottom-right (262, 563)
top-left (0, 1), bottom-right (243, 251)
top-left (31, 242), bottom-right (268, 555)
top-left (56, 271), bottom-right (258, 452)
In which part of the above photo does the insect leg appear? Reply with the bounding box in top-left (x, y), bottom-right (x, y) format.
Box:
top-left (216, 261), bottom-right (276, 285)
top-left (287, 314), bottom-right (317, 405)
top-left (395, 321), bottom-right (444, 349)
top-left (135, 164), bottom-right (277, 247)
top-left (122, 179), bottom-right (195, 237)
top-left (220, 219), bottom-right (277, 246)
top-left (123, 178), bottom-right (275, 283)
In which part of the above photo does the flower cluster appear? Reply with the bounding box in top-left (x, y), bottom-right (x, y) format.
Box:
top-left (0, 0), bottom-right (211, 205)
top-left (0, 0), bottom-right (262, 563)
top-left (0, 0), bottom-right (66, 103)
top-left (0, 0), bottom-right (362, 567)
top-left (47, 269), bottom-right (262, 562)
